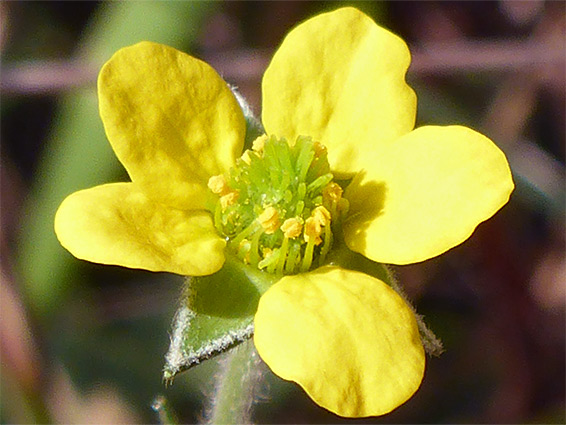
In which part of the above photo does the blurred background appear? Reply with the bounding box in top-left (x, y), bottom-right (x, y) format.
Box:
top-left (1, 1), bottom-right (564, 423)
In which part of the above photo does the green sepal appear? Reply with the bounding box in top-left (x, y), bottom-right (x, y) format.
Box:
top-left (163, 255), bottom-right (278, 383)
top-left (230, 86), bottom-right (264, 149)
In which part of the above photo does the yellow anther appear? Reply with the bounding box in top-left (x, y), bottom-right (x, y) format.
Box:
top-left (208, 174), bottom-right (229, 195)
top-left (252, 134), bottom-right (269, 153)
top-left (304, 216), bottom-right (322, 245)
top-left (257, 206), bottom-right (280, 234)
top-left (240, 149), bottom-right (252, 165)
top-left (280, 217), bottom-right (303, 239)
top-left (238, 238), bottom-right (251, 264)
top-left (220, 191), bottom-right (239, 209)
top-left (313, 141), bottom-right (327, 157)
top-left (311, 205), bottom-right (331, 226)
top-left (323, 182), bottom-right (343, 203)
top-left (262, 247), bottom-right (273, 260)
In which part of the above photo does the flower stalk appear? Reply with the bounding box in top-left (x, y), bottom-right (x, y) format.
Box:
top-left (205, 339), bottom-right (264, 425)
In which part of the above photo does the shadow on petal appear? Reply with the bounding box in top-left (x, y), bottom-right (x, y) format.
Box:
top-left (343, 170), bottom-right (388, 253)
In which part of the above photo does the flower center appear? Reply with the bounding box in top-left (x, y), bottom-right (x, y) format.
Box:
top-left (208, 134), bottom-right (348, 274)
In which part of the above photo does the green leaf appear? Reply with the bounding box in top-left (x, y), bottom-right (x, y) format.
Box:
top-left (163, 256), bottom-right (277, 382)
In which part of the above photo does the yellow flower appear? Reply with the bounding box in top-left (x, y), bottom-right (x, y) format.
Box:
top-left (54, 7), bottom-right (514, 418)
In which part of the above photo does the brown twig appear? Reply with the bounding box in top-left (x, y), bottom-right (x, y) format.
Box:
top-left (0, 60), bottom-right (97, 96)
top-left (1, 39), bottom-right (564, 96)
top-left (411, 39), bottom-right (564, 75)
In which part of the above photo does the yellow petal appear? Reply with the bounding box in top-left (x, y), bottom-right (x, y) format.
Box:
top-left (54, 183), bottom-right (225, 276)
top-left (254, 266), bottom-right (425, 417)
top-left (98, 41), bottom-right (245, 210)
top-left (262, 7), bottom-right (416, 177)
top-left (344, 125), bottom-right (514, 265)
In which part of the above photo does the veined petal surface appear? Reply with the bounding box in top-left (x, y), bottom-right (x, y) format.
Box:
top-left (262, 7), bottom-right (416, 177)
top-left (54, 183), bottom-right (225, 275)
top-left (98, 41), bottom-right (245, 210)
top-left (344, 125), bottom-right (514, 265)
top-left (254, 266), bottom-right (425, 417)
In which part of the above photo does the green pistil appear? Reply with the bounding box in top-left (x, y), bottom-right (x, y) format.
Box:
top-left (210, 135), bottom-right (343, 274)
top-left (307, 173), bottom-right (333, 194)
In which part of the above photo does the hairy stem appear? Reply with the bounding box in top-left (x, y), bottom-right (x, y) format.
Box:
top-left (205, 339), bottom-right (264, 425)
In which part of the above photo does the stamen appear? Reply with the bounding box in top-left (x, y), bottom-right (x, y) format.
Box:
top-left (266, 249), bottom-right (281, 274)
top-left (311, 206), bottom-right (331, 227)
top-left (276, 237), bottom-right (289, 274)
top-left (258, 247), bottom-right (274, 270)
top-left (304, 216), bottom-right (322, 245)
top-left (208, 134), bottom-right (342, 274)
top-left (285, 242), bottom-right (301, 274)
top-left (323, 182), bottom-right (343, 203)
top-left (249, 228), bottom-right (264, 267)
top-left (252, 135), bottom-right (268, 153)
top-left (208, 174), bottom-right (229, 195)
top-left (323, 182), bottom-right (343, 224)
top-left (240, 150), bottom-right (252, 165)
top-left (213, 200), bottom-right (223, 233)
top-left (232, 220), bottom-right (261, 247)
top-left (301, 236), bottom-right (316, 272)
top-left (257, 206), bottom-right (280, 234)
top-left (237, 239), bottom-right (251, 263)
top-left (281, 218), bottom-right (303, 239)
top-left (220, 191), bottom-right (239, 209)
top-left (313, 141), bottom-right (327, 158)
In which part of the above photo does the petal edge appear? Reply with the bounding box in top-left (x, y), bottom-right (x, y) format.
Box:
top-left (254, 266), bottom-right (425, 417)
top-left (344, 125), bottom-right (514, 264)
top-left (98, 41), bottom-right (245, 210)
top-left (262, 7), bottom-right (416, 177)
top-left (55, 183), bottom-right (225, 276)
